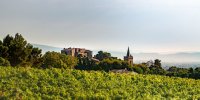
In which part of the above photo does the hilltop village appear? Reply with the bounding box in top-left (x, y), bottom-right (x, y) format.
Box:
top-left (61, 47), bottom-right (133, 65)
top-left (61, 47), bottom-right (134, 73)
top-left (1, 33), bottom-right (200, 79)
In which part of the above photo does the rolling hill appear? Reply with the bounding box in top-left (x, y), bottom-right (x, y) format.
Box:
top-left (32, 44), bottom-right (200, 68)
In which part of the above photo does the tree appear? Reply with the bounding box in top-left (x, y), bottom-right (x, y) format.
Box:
top-left (0, 35), bottom-right (13, 58)
top-left (42, 52), bottom-right (66, 68)
top-left (0, 44), bottom-right (9, 58)
top-left (138, 64), bottom-right (150, 74)
top-left (0, 57), bottom-right (10, 66)
top-left (149, 59), bottom-right (166, 75)
top-left (149, 65), bottom-right (166, 75)
top-left (167, 66), bottom-right (178, 72)
top-left (98, 59), bottom-right (112, 71)
top-left (129, 64), bottom-right (150, 74)
top-left (0, 33), bottom-right (42, 67)
top-left (42, 51), bottom-right (78, 69)
top-left (60, 54), bottom-right (78, 69)
top-left (194, 67), bottom-right (200, 79)
top-left (195, 67), bottom-right (200, 73)
top-left (95, 51), bottom-right (111, 61)
top-left (3, 34), bottom-right (14, 47)
top-left (8, 33), bottom-right (29, 66)
top-left (75, 57), bottom-right (98, 70)
top-left (132, 66), bottom-right (143, 74)
top-left (166, 66), bottom-right (191, 78)
top-left (98, 58), bottom-right (129, 71)
top-left (26, 44), bottom-right (43, 67)
top-left (154, 59), bottom-right (161, 68)
top-left (189, 67), bottom-right (194, 73)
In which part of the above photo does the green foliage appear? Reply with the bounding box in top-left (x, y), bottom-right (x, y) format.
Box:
top-left (0, 33), bottom-right (42, 67)
top-left (149, 65), bottom-right (166, 75)
top-left (0, 67), bottom-right (200, 99)
top-left (131, 66), bottom-right (144, 74)
top-left (95, 51), bottom-right (111, 61)
top-left (130, 64), bottom-right (150, 74)
top-left (195, 67), bottom-right (200, 73)
top-left (42, 51), bottom-right (78, 69)
top-left (0, 57), bottom-right (10, 66)
top-left (28, 45), bottom-right (43, 67)
top-left (167, 66), bottom-right (189, 77)
top-left (194, 68), bottom-right (200, 79)
top-left (98, 58), bottom-right (129, 71)
top-left (76, 57), bottom-right (98, 70)
top-left (0, 45), bottom-right (9, 58)
top-left (167, 66), bottom-right (200, 79)
top-left (129, 60), bottom-right (166, 75)
top-left (60, 54), bottom-right (78, 69)
top-left (76, 57), bottom-right (128, 71)
top-left (154, 59), bottom-right (162, 68)
top-left (6, 33), bottom-right (28, 66)
top-left (148, 59), bottom-right (166, 75)
top-left (3, 34), bottom-right (14, 47)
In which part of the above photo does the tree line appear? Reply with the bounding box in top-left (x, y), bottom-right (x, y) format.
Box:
top-left (0, 33), bottom-right (200, 79)
top-left (0, 33), bottom-right (77, 68)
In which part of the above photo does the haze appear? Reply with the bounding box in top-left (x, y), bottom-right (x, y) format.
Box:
top-left (0, 0), bottom-right (200, 54)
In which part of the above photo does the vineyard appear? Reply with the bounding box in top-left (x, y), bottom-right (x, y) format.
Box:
top-left (0, 67), bottom-right (200, 99)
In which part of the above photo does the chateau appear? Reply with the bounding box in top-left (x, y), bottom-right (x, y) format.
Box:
top-left (61, 47), bottom-right (93, 58)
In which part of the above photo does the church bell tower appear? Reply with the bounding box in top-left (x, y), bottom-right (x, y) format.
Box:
top-left (124, 47), bottom-right (133, 65)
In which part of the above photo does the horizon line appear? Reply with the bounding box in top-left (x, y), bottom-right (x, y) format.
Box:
top-left (31, 43), bottom-right (200, 55)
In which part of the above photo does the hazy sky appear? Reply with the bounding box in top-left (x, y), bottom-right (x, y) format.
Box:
top-left (1, 0), bottom-right (200, 53)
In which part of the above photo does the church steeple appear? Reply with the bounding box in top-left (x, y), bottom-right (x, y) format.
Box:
top-left (127, 47), bottom-right (130, 57)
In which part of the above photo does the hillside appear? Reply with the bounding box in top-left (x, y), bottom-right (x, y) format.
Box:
top-left (0, 67), bottom-right (200, 99)
top-left (32, 44), bottom-right (62, 54)
top-left (32, 44), bottom-right (200, 68)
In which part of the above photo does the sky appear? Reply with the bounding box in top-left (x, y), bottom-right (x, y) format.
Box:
top-left (0, 0), bottom-right (200, 54)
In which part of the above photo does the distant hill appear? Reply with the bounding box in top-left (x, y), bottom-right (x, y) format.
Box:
top-left (134, 52), bottom-right (200, 63)
top-left (109, 51), bottom-right (200, 63)
top-left (32, 44), bottom-right (200, 67)
top-left (110, 52), bottom-right (200, 68)
top-left (32, 44), bottom-right (62, 54)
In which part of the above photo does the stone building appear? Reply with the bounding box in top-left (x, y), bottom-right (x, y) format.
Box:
top-left (61, 47), bottom-right (92, 58)
top-left (124, 47), bottom-right (133, 65)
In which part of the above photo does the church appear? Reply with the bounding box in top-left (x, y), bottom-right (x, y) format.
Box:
top-left (124, 47), bottom-right (133, 65)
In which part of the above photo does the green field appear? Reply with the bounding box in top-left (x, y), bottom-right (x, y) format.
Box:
top-left (0, 67), bottom-right (200, 100)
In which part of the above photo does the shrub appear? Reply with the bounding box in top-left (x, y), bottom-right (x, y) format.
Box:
top-left (0, 57), bottom-right (10, 66)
